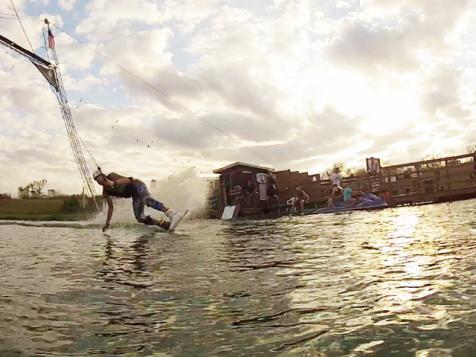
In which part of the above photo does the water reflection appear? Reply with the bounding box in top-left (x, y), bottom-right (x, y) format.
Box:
top-left (1, 200), bottom-right (476, 355)
top-left (97, 235), bottom-right (151, 288)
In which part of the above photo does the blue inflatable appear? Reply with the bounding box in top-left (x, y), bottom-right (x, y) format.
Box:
top-left (314, 193), bottom-right (388, 214)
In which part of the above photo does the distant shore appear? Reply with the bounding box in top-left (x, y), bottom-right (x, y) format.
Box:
top-left (0, 212), bottom-right (95, 221)
top-left (0, 198), bottom-right (100, 221)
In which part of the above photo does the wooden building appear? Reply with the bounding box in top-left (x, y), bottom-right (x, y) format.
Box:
top-left (379, 152), bottom-right (476, 205)
top-left (273, 169), bottom-right (323, 207)
top-left (211, 152), bottom-right (476, 219)
top-left (212, 162), bottom-right (275, 217)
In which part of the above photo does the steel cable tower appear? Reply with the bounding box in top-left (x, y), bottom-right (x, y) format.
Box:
top-left (43, 20), bottom-right (99, 211)
top-left (0, 23), bottom-right (99, 211)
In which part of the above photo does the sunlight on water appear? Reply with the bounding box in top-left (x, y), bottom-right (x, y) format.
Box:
top-left (1, 199), bottom-right (476, 355)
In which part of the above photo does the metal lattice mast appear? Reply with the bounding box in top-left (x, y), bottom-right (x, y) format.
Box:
top-left (0, 29), bottom-right (99, 211)
top-left (43, 22), bottom-right (99, 211)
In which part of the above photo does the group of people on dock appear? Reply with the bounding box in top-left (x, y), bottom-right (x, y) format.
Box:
top-left (286, 167), bottom-right (387, 214)
top-left (326, 167), bottom-right (386, 211)
top-left (224, 164), bottom-right (393, 216)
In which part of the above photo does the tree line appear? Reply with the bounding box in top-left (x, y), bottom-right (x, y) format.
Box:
top-left (17, 179), bottom-right (48, 199)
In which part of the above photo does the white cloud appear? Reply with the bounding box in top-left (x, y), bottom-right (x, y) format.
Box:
top-left (336, 0), bottom-right (354, 10)
top-left (0, 0), bottom-right (475, 194)
top-left (76, 0), bottom-right (164, 35)
top-left (58, 0), bottom-right (77, 11)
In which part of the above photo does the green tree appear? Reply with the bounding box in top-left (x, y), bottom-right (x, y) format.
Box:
top-left (18, 186), bottom-right (29, 199)
top-left (466, 144), bottom-right (476, 154)
top-left (345, 167), bottom-right (368, 177)
top-left (30, 179), bottom-right (47, 198)
top-left (17, 179), bottom-right (48, 199)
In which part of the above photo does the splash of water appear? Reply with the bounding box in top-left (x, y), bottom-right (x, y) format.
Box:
top-left (92, 167), bottom-right (210, 225)
top-left (148, 167), bottom-right (209, 214)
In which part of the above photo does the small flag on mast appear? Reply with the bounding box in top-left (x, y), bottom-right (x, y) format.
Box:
top-left (47, 28), bottom-right (55, 49)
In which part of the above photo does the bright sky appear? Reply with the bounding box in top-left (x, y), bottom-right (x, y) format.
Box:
top-left (1, 0), bottom-right (475, 194)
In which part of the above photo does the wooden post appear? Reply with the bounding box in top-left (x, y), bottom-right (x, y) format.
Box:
top-left (446, 160), bottom-right (450, 190)
top-left (416, 164), bottom-right (421, 193)
top-left (221, 176), bottom-right (228, 207)
top-left (415, 164), bottom-right (422, 202)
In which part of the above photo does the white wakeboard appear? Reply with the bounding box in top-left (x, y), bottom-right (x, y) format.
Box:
top-left (169, 209), bottom-right (189, 232)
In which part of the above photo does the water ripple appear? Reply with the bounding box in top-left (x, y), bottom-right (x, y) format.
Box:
top-left (1, 200), bottom-right (476, 355)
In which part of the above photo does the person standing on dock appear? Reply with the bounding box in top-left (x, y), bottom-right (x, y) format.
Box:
top-left (267, 174), bottom-right (279, 204)
top-left (92, 170), bottom-right (184, 232)
top-left (330, 167), bottom-right (342, 197)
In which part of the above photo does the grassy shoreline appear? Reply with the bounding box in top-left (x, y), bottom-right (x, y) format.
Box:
top-left (0, 213), bottom-right (96, 221)
top-left (0, 198), bottom-right (99, 221)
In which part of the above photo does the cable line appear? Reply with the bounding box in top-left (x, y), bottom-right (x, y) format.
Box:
top-left (9, 0), bottom-right (34, 52)
top-left (52, 24), bottom-right (274, 167)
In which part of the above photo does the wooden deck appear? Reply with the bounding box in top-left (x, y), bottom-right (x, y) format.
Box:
top-left (211, 152), bottom-right (476, 218)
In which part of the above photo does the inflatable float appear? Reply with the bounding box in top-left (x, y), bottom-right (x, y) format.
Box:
top-left (313, 193), bottom-right (388, 214)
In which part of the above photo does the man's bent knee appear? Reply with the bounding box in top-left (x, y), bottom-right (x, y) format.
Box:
top-left (144, 196), bottom-right (165, 211)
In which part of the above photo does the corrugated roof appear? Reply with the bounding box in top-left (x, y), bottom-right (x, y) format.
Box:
top-left (213, 162), bottom-right (274, 174)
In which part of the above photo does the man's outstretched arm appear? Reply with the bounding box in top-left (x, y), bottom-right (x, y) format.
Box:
top-left (103, 195), bottom-right (113, 232)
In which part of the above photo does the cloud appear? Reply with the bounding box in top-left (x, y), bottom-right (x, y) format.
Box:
top-left (328, 0), bottom-right (472, 73)
top-left (327, 20), bottom-right (417, 71)
top-left (58, 0), bottom-right (77, 11)
top-left (63, 73), bottom-right (102, 92)
top-left (150, 111), bottom-right (294, 150)
top-left (420, 67), bottom-right (467, 115)
top-left (76, 0), bottom-right (162, 35)
top-left (0, 0), bottom-right (475, 194)
top-left (56, 37), bottom-right (96, 71)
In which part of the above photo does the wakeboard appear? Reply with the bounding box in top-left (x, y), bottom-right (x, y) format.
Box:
top-left (169, 209), bottom-right (189, 232)
top-left (101, 209), bottom-right (189, 234)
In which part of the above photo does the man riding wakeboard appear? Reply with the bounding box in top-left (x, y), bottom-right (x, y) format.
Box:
top-left (93, 170), bottom-right (184, 232)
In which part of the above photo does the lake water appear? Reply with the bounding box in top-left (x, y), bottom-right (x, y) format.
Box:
top-left (1, 200), bottom-right (476, 356)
